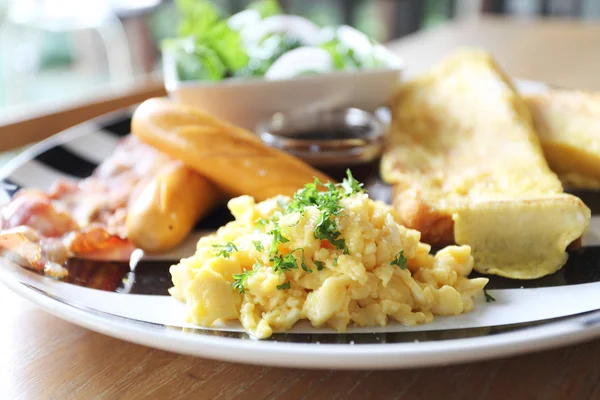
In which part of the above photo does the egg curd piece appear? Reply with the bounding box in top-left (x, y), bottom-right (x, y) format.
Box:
top-left (170, 172), bottom-right (489, 339)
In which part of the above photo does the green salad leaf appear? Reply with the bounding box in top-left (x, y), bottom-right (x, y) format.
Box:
top-left (163, 38), bottom-right (225, 81)
top-left (176, 0), bottom-right (220, 38)
top-left (247, 0), bottom-right (282, 18)
top-left (171, 0), bottom-right (248, 80)
top-left (319, 38), bottom-right (360, 70)
top-left (237, 33), bottom-right (304, 77)
top-left (167, 0), bottom-right (393, 82)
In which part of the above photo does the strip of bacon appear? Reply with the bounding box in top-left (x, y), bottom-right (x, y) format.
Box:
top-left (0, 136), bottom-right (175, 276)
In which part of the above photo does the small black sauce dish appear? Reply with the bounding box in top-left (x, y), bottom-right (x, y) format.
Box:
top-left (255, 107), bottom-right (387, 183)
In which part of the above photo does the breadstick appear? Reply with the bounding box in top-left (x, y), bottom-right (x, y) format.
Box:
top-left (131, 98), bottom-right (331, 200)
top-left (126, 161), bottom-right (219, 253)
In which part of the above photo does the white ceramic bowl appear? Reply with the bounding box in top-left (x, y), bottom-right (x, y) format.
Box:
top-left (163, 51), bottom-right (403, 130)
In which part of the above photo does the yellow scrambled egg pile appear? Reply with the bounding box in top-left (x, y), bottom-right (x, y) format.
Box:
top-left (170, 177), bottom-right (489, 339)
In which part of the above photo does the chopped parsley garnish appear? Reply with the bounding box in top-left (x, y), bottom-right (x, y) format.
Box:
top-left (340, 169), bottom-right (365, 197)
top-left (254, 218), bottom-right (269, 229)
top-left (269, 247), bottom-right (314, 274)
top-left (278, 170), bottom-right (365, 253)
top-left (484, 289), bottom-right (496, 303)
top-left (234, 170), bottom-right (365, 294)
top-left (391, 250), bottom-right (408, 269)
top-left (232, 261), bottom-right (261, 294)
top-left (269, 225), bottom-right (290, 254)
top-left (271, 252), bottom-right (299, 273)
top-left (314, 211), bottom-right (348, 253)
top-left (232, 271), bottom-right (253, 293)
top-left (297, 248), bottom-right (312, 273)
top-left (333, 257), bottom-right (338, 266)
top-left (314, 260), bottom-right (325, 271)
top-left (213, 242), bottom-right (238, 258)
top-left (231, 273), bottom-right (253, 294)
top-left (286, 178), bottom-right (323, 214)
top-left (270, 248), bottom-right (312, 273)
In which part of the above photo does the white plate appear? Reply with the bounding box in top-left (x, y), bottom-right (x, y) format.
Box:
top-left (2, 80), bottom-right (600, 370)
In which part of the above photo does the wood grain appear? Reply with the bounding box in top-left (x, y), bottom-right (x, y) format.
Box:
top-left (3, 279), bottom-right (600, 400)
top-left (3, 16), bottom-right (600, 400)
top-left (0, 78), bottom-right (166, 152)
top-left (388, 16), bottom-right (600, 90)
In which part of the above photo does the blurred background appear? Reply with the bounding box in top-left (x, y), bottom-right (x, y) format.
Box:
top-left (1, 0), bottom-right (599, 117)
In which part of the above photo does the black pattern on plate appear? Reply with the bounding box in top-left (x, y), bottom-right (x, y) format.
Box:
top-left (34, 145), bottom-right (98, 178)
top-left (99, 116), bottom-right (131, 137)
top-left (2, 178), bottom-right (21, 196)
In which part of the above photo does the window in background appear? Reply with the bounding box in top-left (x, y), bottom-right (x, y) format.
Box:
top-left (0, 0), bottom-right (135, 112)
top-left (485, 0), bottom-right (600, 17)
top-left (13, 0), bottom-right (600, 115)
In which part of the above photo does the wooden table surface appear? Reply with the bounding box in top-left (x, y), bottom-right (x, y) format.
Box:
top-left (3, 16), bottom-right (600, 399)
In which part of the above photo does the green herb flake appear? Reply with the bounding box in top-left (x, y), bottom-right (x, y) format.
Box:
top-left (254, 218), bottom-right (269, 229)
top-left (271, 252), bottom-right (298, 273)
top-left (391, 250), bottom-right (408, 269)
top-left (286, 177), bottom-right (323, 213)
top-left (252, 240), bottom-right (264, 252)
top-left (231, 261), bottom-right (262, 294)
top-left (284, 172), bottom-right (364, 254)
top-left (297, 248), bottom-right (312, 273)
top-left (276, 281), bottom-right (291, 290)
top-left (333, 257), bottom-right (338, 267)
top-left (314, 212), bottom-right (348, 253)
top-left (340, 169), bottom-right (365, 196)
top-left (314, 260), bottom-right (325, 271)
top-left (484, 289), bottom-right (496, 303)
top-left (269, 225), bottom-right (290, 255)
top-left (213, 242), bottom-right (238, 258)
top-left (232, 271), bottom-right (254, 293)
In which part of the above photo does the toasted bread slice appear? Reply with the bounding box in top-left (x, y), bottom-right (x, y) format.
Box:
top-left (525, 89), bottom-right (600, 189)
top-left (453, 195), bottom-right (589, 279)
top-left (381, 49), bottom-right (590, 279)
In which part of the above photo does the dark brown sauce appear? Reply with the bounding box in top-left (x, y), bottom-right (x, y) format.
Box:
top-left (284, 126), bottom-right (370, 141)
top-left (318, 158), bottom-right (381, 184)
top-left (277, 126), bottom-right (383, 183)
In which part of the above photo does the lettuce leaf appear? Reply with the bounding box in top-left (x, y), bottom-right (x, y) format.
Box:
top-left (319, 39), bottom-right (360, 70)
top-left (163, 38), bottom-right (226, 81)
top-left (172, 0), bottom-right (249, 79)
top-left (237, 33), bottom-right (304, 77)
top-left (247, 0), bottom-right (282, 18)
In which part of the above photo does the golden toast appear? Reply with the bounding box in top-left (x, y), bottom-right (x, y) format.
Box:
top-left (381, 49), bottom-right (590, 279)
top-left (526, 89), bottom-right (600, 189)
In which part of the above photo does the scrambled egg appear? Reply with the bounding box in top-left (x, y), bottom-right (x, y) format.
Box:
top-left (170, 178), bottom-right (489, 339)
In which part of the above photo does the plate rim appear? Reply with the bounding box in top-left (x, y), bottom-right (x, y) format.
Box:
top-left (2, 261), bottom-right (600, 370)
top-left (3, 77), bottom-right (600, 369)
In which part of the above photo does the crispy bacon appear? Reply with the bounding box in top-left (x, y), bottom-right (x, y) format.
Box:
top-left (0, 136), bottom-right (173, 276)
